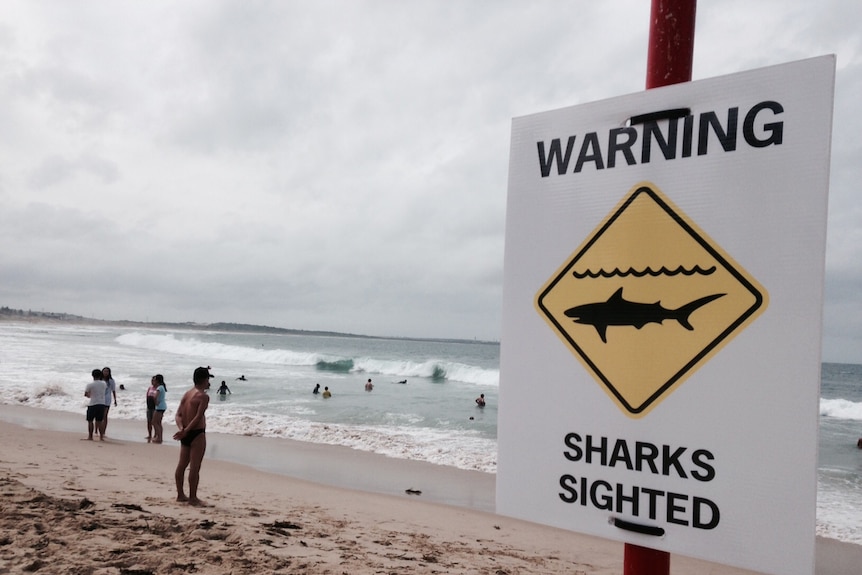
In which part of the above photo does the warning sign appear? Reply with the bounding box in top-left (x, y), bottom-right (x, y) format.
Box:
top-left (536, 183), bottom-right (767, 417)
top-left (497, 56), bottom-right (835, 575)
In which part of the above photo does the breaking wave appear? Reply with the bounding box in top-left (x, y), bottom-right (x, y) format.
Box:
top-left (115, 332), bottom-right (499, 386)
top-left (820, 398), bottom-right (862, 420)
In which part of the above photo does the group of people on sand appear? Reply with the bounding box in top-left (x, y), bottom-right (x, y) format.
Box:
top-left (147, 375), bottom-right (233, 439)
top-left (83, 367), bottom-right (118, 441)
top-left (89, 367), bottom-right (487, 508)
top-left (84, 365), bottom-right (216, 507)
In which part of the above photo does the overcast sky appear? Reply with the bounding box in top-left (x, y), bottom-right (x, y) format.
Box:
top-left (1, 1), bottom-right (860, 359)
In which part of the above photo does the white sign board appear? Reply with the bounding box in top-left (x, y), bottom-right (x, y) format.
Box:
top-left (498, 56), bottom-right (834, 575)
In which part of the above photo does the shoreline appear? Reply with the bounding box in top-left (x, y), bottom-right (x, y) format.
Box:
top-left (0, 403), bottom-right (495, 512)
top-left (1, 405), bottom-right (860, 574)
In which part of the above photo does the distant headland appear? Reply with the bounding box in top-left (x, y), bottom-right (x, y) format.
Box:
top-left (0, 306), bottom-right (497, 346)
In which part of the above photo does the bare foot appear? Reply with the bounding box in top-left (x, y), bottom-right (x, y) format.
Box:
top-left (177, 494), bottom-right (189, 503)
top-left (188, 498), bottom-right (209, 507)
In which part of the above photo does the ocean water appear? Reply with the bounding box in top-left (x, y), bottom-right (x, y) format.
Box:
top-left (0, 321), bottom-right (859, 545)
top-left (817, 363), bottom-right (862, 543)
top-left (0, 322), bottom-right (500, 473)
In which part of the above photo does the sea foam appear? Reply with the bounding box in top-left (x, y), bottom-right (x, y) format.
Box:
top-left (820, 398), bottom-right (862, 420)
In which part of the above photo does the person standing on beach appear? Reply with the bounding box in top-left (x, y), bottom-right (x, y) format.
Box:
top-left (85, 369), bottom-right (107, 441)
top-left (145, 376), bottom-right (158, 442)
top-left (100, 367), bottom-right (117, 437)
top-left (152, 374), bottom-right (167, 444)
top-left (173, 366), bottom-right (212, 506)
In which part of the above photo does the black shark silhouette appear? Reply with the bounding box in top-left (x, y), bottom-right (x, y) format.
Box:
top-left (564, 287), bottom-right (725, 343)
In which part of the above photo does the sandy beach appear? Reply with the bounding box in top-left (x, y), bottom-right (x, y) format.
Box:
top-left (0, 406), bottom-right (858, 574)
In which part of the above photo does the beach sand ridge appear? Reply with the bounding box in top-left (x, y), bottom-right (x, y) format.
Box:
top-left (2, 413), bottom-right (857, 574)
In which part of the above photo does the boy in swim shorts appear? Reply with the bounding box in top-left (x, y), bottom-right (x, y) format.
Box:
top-left (174, 366), bottom-right (212, 506)
top-left (85, 369), bottom-right (107, 441)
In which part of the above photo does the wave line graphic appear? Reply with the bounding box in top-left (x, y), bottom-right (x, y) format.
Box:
top-left (572, 265), bottom-right (716, 279)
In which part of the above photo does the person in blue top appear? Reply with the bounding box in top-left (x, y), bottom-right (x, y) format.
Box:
top-left (152, 374), bottom-right (168, 444)
top-left (100, 367), bottom-right (118, 437)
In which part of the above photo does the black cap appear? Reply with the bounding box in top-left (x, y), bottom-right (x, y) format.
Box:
top-left (193, 366), bottom-right (214, 384)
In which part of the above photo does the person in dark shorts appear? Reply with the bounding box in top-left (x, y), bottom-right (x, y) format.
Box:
top-left (152, 374), bottom-right (168, 443)
top-left (173, 366), bottom-right (212, 506)
top-left (146, 376), bottom-right (158, 442)
top-left (85, 369), bottom-right (107, 441)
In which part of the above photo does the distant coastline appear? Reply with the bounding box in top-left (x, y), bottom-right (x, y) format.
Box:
top-left (0, 306), bottom-right (498, 346)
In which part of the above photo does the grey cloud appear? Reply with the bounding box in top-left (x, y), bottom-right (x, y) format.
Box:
top-left (0, 1), bottom-right (860, 350)
top-left (27, 153), bottom-right (120, 189)
top-left (27, 156), bottom-right (74, 189)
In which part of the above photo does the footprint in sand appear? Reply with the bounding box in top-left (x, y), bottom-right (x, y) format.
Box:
top-left (63, 480), bottom-right (85, 493)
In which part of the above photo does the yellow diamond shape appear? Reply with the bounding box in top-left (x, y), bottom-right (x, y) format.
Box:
top-left (536, 183), bottom-right (768, 418)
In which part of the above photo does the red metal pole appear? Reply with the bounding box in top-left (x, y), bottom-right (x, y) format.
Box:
top-left (646, 0), bottom-right (697, 89)
top-left (624, 1), bottom-right (696, 574)
top-left (625, 543), bottom-right (671, 574)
